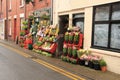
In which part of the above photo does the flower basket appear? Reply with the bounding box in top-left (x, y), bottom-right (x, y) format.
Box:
top-left (72, 47), bottom-right (77, 58)
top-left (69, 33), bottom-right (74, 44)
top-left (70, 58), bottom-right (77, 64)
top-left (63, 48), bottom-right (67, 56)
top-left (68, 47), bottom-right (72, 57)
top-left (64, 32), bottom-right (69, 42)
top-left (74, 32), bottom-right (79, 45)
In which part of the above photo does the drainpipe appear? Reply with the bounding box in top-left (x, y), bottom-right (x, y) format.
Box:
top-left (6, 0), bottom-right (8, 40)
top-left (50, 0), bottom-right (53, 25)
top-left (24, 0), bottom-right (26, 20)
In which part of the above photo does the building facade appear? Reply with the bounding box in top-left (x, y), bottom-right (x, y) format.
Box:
top-left (0, 0), bottom-right (51, 41)
top-left (53, 0), bottom-right (120, 74)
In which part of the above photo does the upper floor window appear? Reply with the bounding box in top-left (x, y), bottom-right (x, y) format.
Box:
top-left (20, 0), bottom-right (24, 7)
top-left (92, 2), bottom-right (120, 52)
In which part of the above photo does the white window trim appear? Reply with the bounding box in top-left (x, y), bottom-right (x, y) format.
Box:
top-left (9, 0), bottom-right (12, 10)
top-left (20, 0), bottom-right (24, 8)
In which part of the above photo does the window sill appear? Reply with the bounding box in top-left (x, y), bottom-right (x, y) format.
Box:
top-left (19, 5), bottom-right (24, 8)
top-left (8, 9), bottom-right (12, 12)
top-left (90, 46), bottom-right (120, 58)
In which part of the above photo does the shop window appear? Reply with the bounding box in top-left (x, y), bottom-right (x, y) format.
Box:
top-left (73, 13), bottom-right (84, 33)
top-left (92, 2), bottom-right (120, 51)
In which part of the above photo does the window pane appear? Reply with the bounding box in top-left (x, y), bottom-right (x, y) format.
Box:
top-left (94, 24), bottom-right (108, 47)
top-left (95, 6), bottom-right (110, 21)
top-left (111, 24), bottom-right (120, 49)
top-left (112, 3), bottom-right (120, 20)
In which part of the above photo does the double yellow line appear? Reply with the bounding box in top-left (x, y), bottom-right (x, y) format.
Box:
top-left (0, 43), bottom-right (85, 80)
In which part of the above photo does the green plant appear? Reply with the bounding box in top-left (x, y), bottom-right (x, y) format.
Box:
top-left (28, 15), bottom-right (34, 20)
top-left (69, 33), bottom-right (74, 42)
top-left (64, 32), bottom-right (69, 41)
top-left (20, 31), bottom-right (25, 36)
top-left (63, 48), bottom-right (67, 54)
top-left (72, 47), bottom-right (77, 57)
top-left (100, 59), bottom-right (107, 67)
top-left (22, 20), bottom-right (28, 25)
top-left (26, 0), bottom-right (32, 4)
top-left (68, 47), bottom-right (72, 56)
top-left (74, 32), bottom-right (79, 42)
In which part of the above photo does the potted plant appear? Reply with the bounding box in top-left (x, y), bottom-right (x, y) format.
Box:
top-left (72, 46), bottom-right (77, 58)
top-left (20, 31), bottom-right (25, 36)
top-left (74, 32), bottom-right (79, 44)
top-left (100, 59), bottom-right (107, 72)
top-left (64, 32), bottom-right (69, 42)
top-left (63, 44), bottom-right (67, 56)
top-left (69, 32), bottom-right (74, 44)
top-left (68, 47), bottom-right (72, 57)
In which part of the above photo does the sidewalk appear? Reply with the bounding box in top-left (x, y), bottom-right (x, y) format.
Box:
top-left (0, 40), bottom-right (120, 80)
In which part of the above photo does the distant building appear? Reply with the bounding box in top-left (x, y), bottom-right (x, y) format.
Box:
top-left (0, 0), bottom-right (52, 41)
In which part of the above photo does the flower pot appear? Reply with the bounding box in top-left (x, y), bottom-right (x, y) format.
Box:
top-left (94, 63), bottom-right (101, 70)
top-left (88, 61), bottom-right (94, 69)
top-left (79, 59), bottom-right (85, 66)
top-left (101, 66), bottom-right (107, 72)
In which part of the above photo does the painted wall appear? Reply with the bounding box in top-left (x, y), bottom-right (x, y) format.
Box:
top-left (53, 0), bottom-right (120, 74)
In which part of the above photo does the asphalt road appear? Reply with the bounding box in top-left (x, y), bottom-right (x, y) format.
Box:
top-left (0, 44), bottom-right (76, 80)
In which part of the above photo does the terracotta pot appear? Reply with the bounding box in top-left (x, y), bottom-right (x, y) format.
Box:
top-left (101, 66), bottom-right (107, 72)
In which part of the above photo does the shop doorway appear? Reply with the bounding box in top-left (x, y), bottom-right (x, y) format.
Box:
top-left (4, 20), bottom-right (8, 40)
top-left (73, 13), bottom-right (84, 48)
top-left (14, 19), bottom-right (17, 41)
top-left (57, 15), bottom-right (69, 56)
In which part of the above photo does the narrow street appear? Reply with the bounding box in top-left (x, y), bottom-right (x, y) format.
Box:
top-left (0, 43), bottom-right (86, 80)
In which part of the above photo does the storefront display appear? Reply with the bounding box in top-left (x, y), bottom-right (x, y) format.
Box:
top-left (61, 27), bottom-right (83, 64)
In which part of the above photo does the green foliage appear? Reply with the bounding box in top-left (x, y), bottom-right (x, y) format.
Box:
top-left (100, 59), bottom-right (107, 67)
top-left (74, 32), bottom-right (79, 42)
top-left (20, 31), bottom-right (25, 36)
top-left (28, 15), bottom-right (34, 20)
top-left (26, 0), bottom-right (32, 4)
top-left (72, 49), bottom-right (77, 57)
top-left (64, 32), bottom-right (69, 41)
top-left (69, 33), bottom-right (74, 41)
top-left (22, 20), bottom-right (28, 25)
top-left (63, 48), bottom-right (67, 53)
top-left (68, 47), bottom-right (72, 55)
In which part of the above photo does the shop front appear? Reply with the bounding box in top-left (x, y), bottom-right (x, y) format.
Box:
top-left (53, 0), bottom-right (120, 74)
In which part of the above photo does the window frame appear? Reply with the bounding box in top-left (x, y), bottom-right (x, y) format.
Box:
top-left (20, 0), bottom-right (24, 8)
top-left (91, 2), bottom-right (120, 52)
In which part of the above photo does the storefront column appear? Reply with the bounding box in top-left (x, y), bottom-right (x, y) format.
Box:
top-left (69, 14), bottom-right (72, 28)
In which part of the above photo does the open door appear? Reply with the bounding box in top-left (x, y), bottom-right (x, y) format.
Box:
top-left (57, 15), bottom-right (69, 56)
top-left (14, 19), bottom-right (17, 41)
